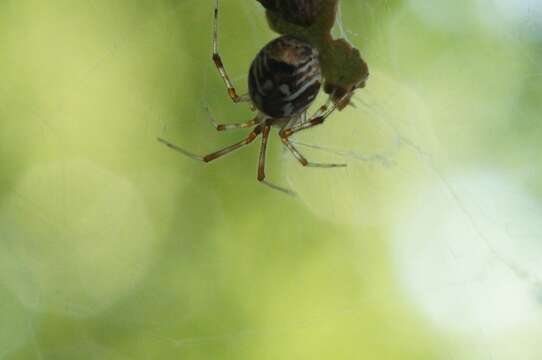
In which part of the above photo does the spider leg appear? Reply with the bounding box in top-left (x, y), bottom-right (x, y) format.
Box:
top-left (281, 87), bottom-right (362, 138)
top-left (204, 106), bottom-right (259, 131)
top-left (257, 125), bottom-right (296, 196)
top-left (278, 96), bottom-right (347, 167)
top-left (257, 125), bottom-right (270, 181)
top-left (279, 129), bottom-right (347, 168)
top-left (281, 101), bottom-right (337, 138)
top-left (311, 98), bottom-right (333, 119)
top-left (212, 0), bottom-right (246, 104)
top-left (280, 89), bottom-right (358, 138)
top-left (157, 126), bottom-right (261, 163)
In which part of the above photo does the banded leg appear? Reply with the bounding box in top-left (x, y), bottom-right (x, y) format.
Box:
top-left (157, 126), bottom-right (261, 163)
top-left (279, 130), bottom-right (346, 168)
top-left (205, 107), bottom-right (259, 131)
top-left (310, 99), bottom-right (332, 120)
top-left (257, 125), bottom-right (270, 181)
top-left (281, 91), bottom-right (354, 137)
top-left (257, 125), bottom-right (296, 196)
top-left (279, 97), bottom-right (346, 167)
top-left (212, 0), bottom-right (246, 103)
top-left (281, 102), bottom-right (337, 138)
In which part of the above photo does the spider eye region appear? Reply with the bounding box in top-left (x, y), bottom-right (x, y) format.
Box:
top-left (249, 36), bottom-right (322, 119)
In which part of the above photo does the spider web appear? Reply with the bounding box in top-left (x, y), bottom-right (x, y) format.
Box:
top-left (0, 0), bottom-right (541, 359)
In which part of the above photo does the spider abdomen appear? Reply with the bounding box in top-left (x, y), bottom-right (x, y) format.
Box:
top-left (248, 36), bottom-right (322, 119)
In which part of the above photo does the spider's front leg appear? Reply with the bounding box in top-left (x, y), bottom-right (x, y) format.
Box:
top-left (279, 103), bottom-right (347, 168)
top-left (282, 88), bottom-right (356, 137)
top-left (279, 130), bottom-right (346, 168)
top-left (281, 99), bottom-right (333, 137)
top-left (212, 0), bottom-right (249, 104)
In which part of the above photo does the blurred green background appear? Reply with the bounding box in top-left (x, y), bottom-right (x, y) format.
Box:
top-left (1, 0), bottom-right (541, 359)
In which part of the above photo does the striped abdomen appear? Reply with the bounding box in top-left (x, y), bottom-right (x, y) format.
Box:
top-left (248, 36), bottom-right (322, 119)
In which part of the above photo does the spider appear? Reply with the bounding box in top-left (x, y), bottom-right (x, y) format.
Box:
top-left (158, 0), bottom-right (368, 195)
top-left (257, 0), bottom-right (369, 109)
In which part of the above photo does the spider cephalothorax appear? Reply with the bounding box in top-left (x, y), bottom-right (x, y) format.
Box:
top-left (249, 36), bottom-right (322, 119)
